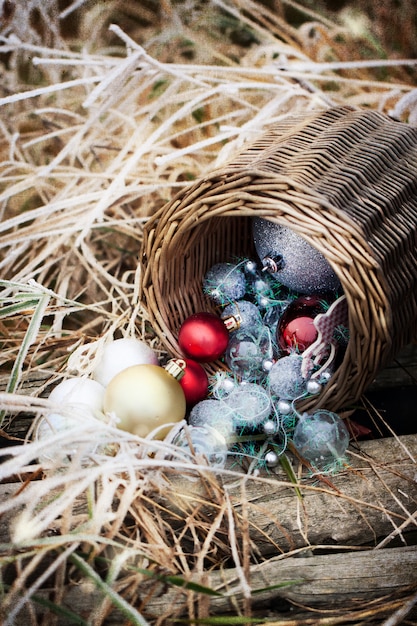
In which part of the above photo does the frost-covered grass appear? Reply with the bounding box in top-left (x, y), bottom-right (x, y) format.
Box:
top-left (1, 1), bottom-right (417, 623)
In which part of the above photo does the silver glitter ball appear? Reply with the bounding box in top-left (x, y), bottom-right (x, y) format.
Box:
top-left (253, 217), bottom-right (341, 294)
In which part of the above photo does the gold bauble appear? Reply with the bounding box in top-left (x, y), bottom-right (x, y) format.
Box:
top-left (104, 364), bottom-right (186, 439)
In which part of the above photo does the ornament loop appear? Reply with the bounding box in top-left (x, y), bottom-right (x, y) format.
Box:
top-left (262, 253), bottom-right (285, 273)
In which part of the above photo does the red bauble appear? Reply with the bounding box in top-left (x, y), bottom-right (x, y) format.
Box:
top-left (179, 359), bottom-right (209, 406)
top-left (178, 312), bottom-right (229, 362)
top-left (278, 295), bottom-right (326, 355)
top-left (281, 316), bottom-right (318, 353)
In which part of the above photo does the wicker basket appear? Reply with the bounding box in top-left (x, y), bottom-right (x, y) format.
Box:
top-left (141, 106), bottom-right (417, 413)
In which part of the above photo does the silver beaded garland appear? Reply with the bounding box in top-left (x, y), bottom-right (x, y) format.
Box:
top-left (263, 419), bottom-right (278, 436)
top-left (265, 450), bottom-right (279, 467)
top-left (277, 399), bottom-right (292, 415)
top-left (306, 379), bottom-right (322, 395)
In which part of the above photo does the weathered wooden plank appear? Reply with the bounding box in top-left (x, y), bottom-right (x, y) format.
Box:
top-left (1, 435), bottom-right (416, 550)
top-left (163, 433), bottom-right (417, 555)
top-left (7, 546), bottom-right (417, 625)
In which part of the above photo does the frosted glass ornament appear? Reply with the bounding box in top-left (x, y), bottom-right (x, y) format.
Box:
top-left (268, 354), bottom-right (307, 399)
top-left (221, 300), bottom-right (262, 333)
top-left (203, 262), bottom-right (246, 305)
top-left (189, 399), bottom-right (235, 439)
top-left (293, 410), bottom-right (350, 469)
top-left (223, 382), bottom-right (271, 430)
top-left (172, 425), bottom-right (228, 469)
top-left (92, 338), bottom-right (158, 387)
top-left (225, 325), bottom-right (274, 381)
top-left (253, 217), bottom-right (341, 294)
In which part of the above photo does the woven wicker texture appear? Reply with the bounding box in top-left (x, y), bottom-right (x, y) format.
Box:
top-left (141, 106), bottom-right (417, 412)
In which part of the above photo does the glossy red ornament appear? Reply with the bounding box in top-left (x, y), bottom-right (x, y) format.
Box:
top-left (178, 312), bottom-right (229, 362)
top-left (281, 316), bottom-right (318, 353)
top-left (179, 359), bottom-right (209, 406)
top-left (277, 295), bottom-right (326, 355)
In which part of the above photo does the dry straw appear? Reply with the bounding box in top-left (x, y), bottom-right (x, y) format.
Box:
top-left (0, 1), bottom-right (417, 624)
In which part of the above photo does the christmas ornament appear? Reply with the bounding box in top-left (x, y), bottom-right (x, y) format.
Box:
top-left (223, 382), bottom-right (271, 431)
top-left (306, 379), bottom-right (322, 395)
top-left (178, 312), bottom-right (231, 362)
top-left (277, 399), bottom-right (292, 415)
top-left (172, 425), bottom-right (228, 469)
top-left (221, 300), bottom-right (262, 333)
top-left (179, 358), bottom-right (209, 406)
top-left (188, 399), bottom-right (235, 439)
top-left (268, 354), bottom-right (307, 400)
top-left (103, 360), bottom-right (186, 439)
top-left (280, 316), bottom-right (317, 354)
top-left (293, 410), bottom-right (350, 469)
top-left (253, 217), bottom-right (341, 294)
top-left (92, 337), bottom-right (158, 387)
top-left (242, 258), bottom-right (258, 276)
top-left (246, 269), bottom-right (282, 310)
top-left (277, 295), bottom-right (326, 355)
top-left (301, 295), bottom-right (349, 379)
top-left (203, 262), bottom-right (246, 305)
top-left (225, 325), bottom-right (275, 381)
top-left (37, 377), bottom-right (105, 441)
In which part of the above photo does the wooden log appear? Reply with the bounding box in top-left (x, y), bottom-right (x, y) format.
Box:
top-left (1, 434), bottom-right (416, 550)
top-left (160, 433), bottom-right (417, 556)
top-left (8, 546), bottom-right (417, 625)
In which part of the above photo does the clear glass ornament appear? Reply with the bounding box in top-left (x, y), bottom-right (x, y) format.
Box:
top-left (293, 410), bottom-right (349, 469)
top-left (246, 269), bottom-right (283, 310)
top-left (203, 262), bottom-right (246, 305)
top-left (172, 425), bottom-right (228, 469)
top-left (225, 325), bottom-right (275, 382)
top-left (223, 382), bottom-right (271, 431)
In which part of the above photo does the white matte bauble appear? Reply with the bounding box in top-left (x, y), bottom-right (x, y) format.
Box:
top-left (36, 377), bottom-right (106, 459)
top-left (103, 364), bottom-right (186, 439)
top-left (37, 377), bottom-right (106, 441)
top-left (48, 377), bottom-right (105, 411)
top-left (92, 337), bottom-right (158, 387)
top-left (253, 217), bottom-right (340, 294)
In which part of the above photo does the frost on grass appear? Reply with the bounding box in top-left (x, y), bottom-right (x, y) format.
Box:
top-left (0, 1), bottom-right (417, 623)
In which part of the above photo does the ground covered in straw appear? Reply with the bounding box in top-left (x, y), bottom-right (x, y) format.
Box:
top-left (0, 1), bottom-right (417, 625)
